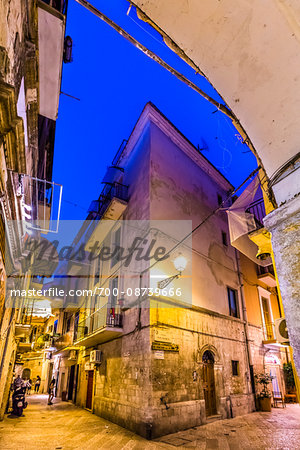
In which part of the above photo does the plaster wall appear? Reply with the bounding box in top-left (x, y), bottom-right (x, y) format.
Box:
top-left (149, 121), bottom-right (240, 315)
top-left (133, 0), bottom-right (300, 205)
top-left (71, 109), bottom-right (258, 437)
top-left (239, 253), bottom-right (281, 326)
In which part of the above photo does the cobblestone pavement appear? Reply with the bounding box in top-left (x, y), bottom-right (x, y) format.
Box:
top-left (0, 395), bottom-right (165, 450)
top-left (0, 395), bottom-right (299, 449)
top-left (155, 404), bottom-right (300, 449)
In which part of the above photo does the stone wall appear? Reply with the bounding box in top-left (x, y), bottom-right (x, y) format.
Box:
top-left (76, 309), bottom-right (153, 437)
top-left (148, 305), bottom-right (255, 437)
top-left (73, 305), bottom-right (255, 438)
top-left (264, 196), bottom-right (300, 378)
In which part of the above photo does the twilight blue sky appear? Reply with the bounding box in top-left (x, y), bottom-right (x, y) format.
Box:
top-left (53, 0), bottom-right (257, 220)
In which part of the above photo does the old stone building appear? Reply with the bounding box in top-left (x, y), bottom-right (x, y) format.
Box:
top-left (131, 0), bottom-right (300, 382)
top-left (0, 0), bottom-right (67, 419)
top-left (41, 103), bottom-right (289, 438)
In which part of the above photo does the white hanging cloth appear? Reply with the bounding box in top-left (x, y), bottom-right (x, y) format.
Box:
top-left (227, 175), bottom-right (272, 266)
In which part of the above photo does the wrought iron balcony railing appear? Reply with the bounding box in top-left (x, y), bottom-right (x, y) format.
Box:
top-left (52, 330), bottom-right (73, 350)
top-left (88, 182), bottom-right (128, 219)
top-left (40, 0), bottom-right (68, 15)
top-left (246, 198), bottom-right (266, 230)
top-left (75, 304), bottom-right (122, 342)
top-left (263, 322), bottom-right (275, 341)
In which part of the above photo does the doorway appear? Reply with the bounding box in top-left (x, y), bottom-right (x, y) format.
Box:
top-left (73, 365), bottom-right (79, 404)
top-left (22, 368), bottom-right (31, 380)
top-left (68, 365), bottom-right (75, 400)
top-left (86, 370), bottom-right (94, 410)
top-left (47, 363), bottom-right (53, 393)
top-left (202, 350), bottom-right (217, 416)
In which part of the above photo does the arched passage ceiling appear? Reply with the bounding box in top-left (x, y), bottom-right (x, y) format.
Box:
top-left (132, 0), bottom-right (300, 205)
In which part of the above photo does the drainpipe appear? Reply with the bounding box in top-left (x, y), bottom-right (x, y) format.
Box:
top-left (234, 249), bottom-right (256, 395)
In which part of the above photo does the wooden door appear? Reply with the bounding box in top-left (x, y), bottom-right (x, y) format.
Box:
top-left (68, 365), bottom-right (75, 401)
top-left (203, 362), bottom-right (217, 416)
top-left (73, 365), bottom-right (79, 404)
top-left (86, 370), bottom-right (94, 410)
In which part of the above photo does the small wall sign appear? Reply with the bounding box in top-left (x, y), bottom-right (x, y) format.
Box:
top-left (154, 350), bottom-right (165, 359)
top-left (151, 341), bottom-right (179, 352)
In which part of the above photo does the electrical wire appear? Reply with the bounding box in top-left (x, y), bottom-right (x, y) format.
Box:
top-left (78, 165), bottom-right (261, 307)
top-left (74, 0), bottom-right (232, 119)
top-left (74, 0), bottom-right (275, 208)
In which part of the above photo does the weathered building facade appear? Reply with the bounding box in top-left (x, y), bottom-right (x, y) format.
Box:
top-left (0, 0), bottom-right (67, 419)
top-left (42, 103), bottom-right (289, 438)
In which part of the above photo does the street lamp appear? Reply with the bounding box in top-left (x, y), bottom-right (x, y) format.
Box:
top-left (157, 254), bottom-right (187, 289)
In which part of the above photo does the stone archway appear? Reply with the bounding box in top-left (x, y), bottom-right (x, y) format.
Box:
top-left (196, 344), bottom-right (220, 365)
top-left (202, 350), bottom-right (217, 416)
top-left (22, 368), bottom-right (31, 380)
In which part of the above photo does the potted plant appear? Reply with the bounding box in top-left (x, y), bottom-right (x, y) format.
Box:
top-left (255, 372), bottom-right (273, 411)
top-left (35, 333), bottom-right (50, 349)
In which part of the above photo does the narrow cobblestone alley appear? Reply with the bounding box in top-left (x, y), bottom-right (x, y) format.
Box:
top-left (0, 395), bottom-right (299, 449)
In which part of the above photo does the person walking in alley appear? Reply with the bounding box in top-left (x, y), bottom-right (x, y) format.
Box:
top-left (48, 378), bottom-right (55, 405)
top-left (26, 379), bottom-right (32, 395)
top-left (35, 376), bottom-right (41, 393)
top-left (13, 374), bottom-right (23, 391)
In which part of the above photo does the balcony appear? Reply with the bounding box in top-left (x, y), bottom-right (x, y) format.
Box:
top-left (52, 330), bottom-right (74, 351)
top-left (88, 182), bottom-right (128, 221)
top-left (263, 322), bottom-right (276, 343)
top-left (246, 198), bottom-right (266, 230)
top-left (15, 323), bottom-right (31, 338)
top-left (258, 273), bottom-right (277, 288)
top-left (17, 337), bottom-right (32, 353)
top-left (74, 305), bottom-right (123, 347)
top-left (257, 264), bottom-right (277, 287)
top-left (40, 0), bottom-right (68, 15)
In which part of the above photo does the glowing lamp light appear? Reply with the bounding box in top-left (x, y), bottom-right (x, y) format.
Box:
top-left (173, 255), bottom-right (187, 273)
top-left (157, 254), bottom-right (188, 289)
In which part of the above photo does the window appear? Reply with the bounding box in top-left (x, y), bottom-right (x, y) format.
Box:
top-left (111, 227), bottom-right (121, 267)
top-left (94, 254), bottom-right (102, 285)
top-left (257, 286), bottom-right (274, 340)
top-left (53, 319), bottom-right (58, 334)
top-left (232, 360), bottom-right (239, 376)
top-left (73, 311), bottom-right (79, 341)
top-left (109, 276), bottom-right (118, 308)
top-left (227, 287), bottom-right (239, 318)
top-left (217, 194), bottom-right (223, 206)
top-left (222, 231), bottom-right (228, 246)
top-left (66, 317), bottom-right (71, 333)
top-left (261, 296), bottom-right (273, 339)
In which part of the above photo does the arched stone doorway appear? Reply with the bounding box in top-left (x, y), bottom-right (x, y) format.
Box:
top-left (22, 368), bottom-right (31, 380)
top-left (202, 350), bottom-right (217, 417)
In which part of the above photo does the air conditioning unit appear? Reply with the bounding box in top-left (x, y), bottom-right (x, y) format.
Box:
top-left (275, 318), bottom-right (289, 344)
top-left (90, 350), bottom-right (102, 364)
